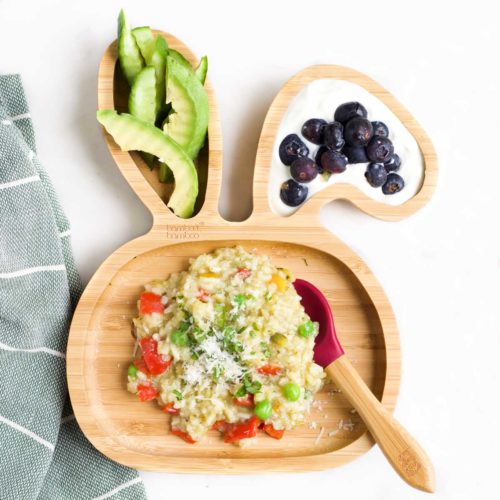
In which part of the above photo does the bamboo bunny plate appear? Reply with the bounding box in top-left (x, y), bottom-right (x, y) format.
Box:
top-left (67, 32), bottom-right (437, 473)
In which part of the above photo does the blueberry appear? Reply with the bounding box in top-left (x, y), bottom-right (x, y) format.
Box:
top-left (344, 118), bottom-right (373, 147)
top-left (320, 149), bottom-right (348, 173)
top-left (314, 146), bottom-right (329, 172)
top-left (279, 134), bottom-right (309, 166)
top-left (334, 101), bottom-right (368, 124)
top-left (382, 173), bottom-right (405, 195)
top-left (301, 118), bottom-right (326, 145)
top-left (280, 179), bottom-right (308, 206)
top-left (342, 145), bottom-right (369, 164)
top-left (364, 163), bottom-right (388, 187)
top-left (323, 121), bottom-right (345, 150)
top-left (366, 137), bottom-right (394, 163)
top-left (290, 157), bottom-right (318, 183)
top-left (384, 153), bottom-right (401, 172)
top-left (371, 121), bottom-right (389, 138)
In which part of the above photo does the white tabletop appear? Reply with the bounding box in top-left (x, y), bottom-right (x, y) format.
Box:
top-left (1, 0), bottom-right (499, 498)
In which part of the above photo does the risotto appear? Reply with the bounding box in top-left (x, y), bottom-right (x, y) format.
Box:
top-left (126, 246), bottom-right (324, 444)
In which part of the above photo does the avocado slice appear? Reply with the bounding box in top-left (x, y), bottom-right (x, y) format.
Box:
top-left (168, 49), bottom-right (192, 70)
top-left (168, 50), bottom-right (208, 85)
top-left (164, 55), bottom-right (209, 159)
top-left (194, 56), bottom-right (208, 85)
top-left (150, 36), bottom-right (168, 118)
top-left (132, 26), bottom-right (155, 64)
top-left (117, 10), bottom-right (144, 85)
top-left (128, 66), bottom-right (156, 168)
top-left (129, 66), bottom-right (156, 123)
top-left (97, 110), bottom-right (198, 218)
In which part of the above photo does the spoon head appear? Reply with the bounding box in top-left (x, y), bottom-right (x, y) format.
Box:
top-left (293, 278), bottom-right (344, 368)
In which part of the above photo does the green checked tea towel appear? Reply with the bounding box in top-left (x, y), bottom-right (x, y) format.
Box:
top-left (0, 74), bottom-right (147, 500)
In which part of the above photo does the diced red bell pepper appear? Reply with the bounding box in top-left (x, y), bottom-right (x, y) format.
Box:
top-left (212, 420), bottom-right (227, 432)
top-left (257, 364), bottom-right (282, 376)
top-left (137, 384), bottom-right (158, 402)
top-left (139, 292), bottom-right (165, 315)
top-left (235, 267), bottom-right (251, 279)
top-left (140, 337), bottom-right (172, 375)
top-left (171, 427), bottom-right (196, 444)
top-left (133, 356), bottom-right (150, 376)
top-left (233, 393), bottom-right (254, 408)
top-left (263, 424), bottom-right (285, 440)
top-left (223, 416), bottom-right (261, 443)
top-left (162, 402), bottom-right (179, 414)
top-left (197, 288), bottom-right (209, 302)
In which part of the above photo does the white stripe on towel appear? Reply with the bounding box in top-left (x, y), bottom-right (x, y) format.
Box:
top-left (0, 340), bottom-right (65, 358)
top-left (0, 264), bottom-right (66, 279)
top-left (0, 175), bottom-right (40, 190)
top-left (0, 414), bottom-right (54, 451)
top-left (10, 113), bottom-right (31, 121)
top-left (59, 230), bottom-right (71, 238)
top-left (92, 477), bottom-right (143, 500)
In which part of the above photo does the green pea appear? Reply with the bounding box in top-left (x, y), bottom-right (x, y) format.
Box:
top-left (127, 363), bottom-right (138, 379)
top-left (234, 294), bottom-right (247, 306)
top-left (254, 400), bottom-right (272, 420)
top-left (282, 383), bottom-right (301, 401)
top-left (298, 320), bottom-right (314, 338)
top-left (171, 329), bottom-right (188, 346)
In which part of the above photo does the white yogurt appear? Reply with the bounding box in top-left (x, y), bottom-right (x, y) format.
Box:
top-left (269, 79), bottom-right (424, 216)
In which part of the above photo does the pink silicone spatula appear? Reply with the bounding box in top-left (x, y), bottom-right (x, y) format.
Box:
top-left (294, 279), bottom-right (435, 493)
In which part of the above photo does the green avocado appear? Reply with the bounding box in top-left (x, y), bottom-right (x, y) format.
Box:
top-left (168, 49), bottom-right (192, 70)
top-left (128, 66), bottom-right (156, 168)
top-left (164, 55), bottom-right (209, 159)
top-left (150, 36), bottom-right (169, 117)
top-left (117, 10), bottom-right (144, 85)
top-left (194, 56), bottom-right (208, 85)
top-left (129, 66), bottom-right (156, 124)
top-left (131, 26), bottom-right (155, 64)
top-left (97, 110), bottom-right (198, 218)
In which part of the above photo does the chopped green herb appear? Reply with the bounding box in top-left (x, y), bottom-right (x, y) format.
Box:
top-left (245, 380), bottom-right (262, 394)
top-left (233, 294), bottom-right (247, 306)
top-left (212, 366), bottom-right (223, 380)
top-left (260, 341), bottom-right (271, 358)
top-left (249, 331), bottom-right (256, 338)
top-left (242, 373), bottom-right (262, 394)
top-left (189, 326), bottom-right (205, 344)
top-left (234, 385), bottom-right (247, 398)
top-left (173, 389), bottom-right (183, 401)
top-left (178, 320), bottom-right (190, 332)
top-left (252, 322), bottom-right (259, 331)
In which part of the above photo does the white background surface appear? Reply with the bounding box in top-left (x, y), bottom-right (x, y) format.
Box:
top-left (1, 0), bottom-right (499, 498)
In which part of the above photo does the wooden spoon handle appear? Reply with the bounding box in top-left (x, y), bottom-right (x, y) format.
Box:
top-left (325, 356), bottom-right (435, 493)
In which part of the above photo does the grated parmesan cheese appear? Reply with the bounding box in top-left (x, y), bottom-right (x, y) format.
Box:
top-left (314, 426), bottom-right (325, 444)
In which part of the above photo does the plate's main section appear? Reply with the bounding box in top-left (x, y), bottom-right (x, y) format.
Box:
top-left (68, 52), bottom-right (440, 472)
top-left (70, 238), bottom-right (398, 472)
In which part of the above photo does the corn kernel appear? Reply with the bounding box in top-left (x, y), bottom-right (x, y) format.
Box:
top-left (269, 273), bottom-right (287, 291)
top-left (200, 272), bottom-right (219, 278)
